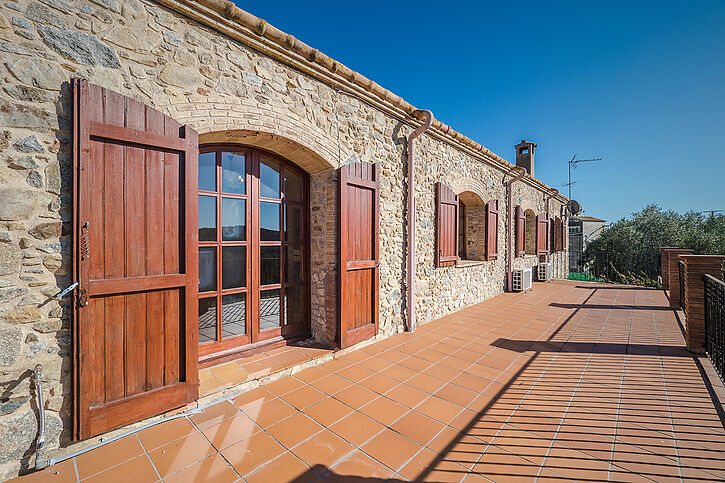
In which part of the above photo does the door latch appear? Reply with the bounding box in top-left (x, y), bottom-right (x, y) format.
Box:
top-left (52, 281), bottom-right (78, 300)
top-left (78, 288), bottom-right (88, 308)
top-left (80, 221), bottom-right (90, 260)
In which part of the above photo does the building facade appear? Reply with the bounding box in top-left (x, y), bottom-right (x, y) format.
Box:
top-left (0, 0), bottom-right (568, 476)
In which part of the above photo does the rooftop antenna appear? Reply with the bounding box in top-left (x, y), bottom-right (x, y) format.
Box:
top-left (568, 154), bottom-right (602, 201)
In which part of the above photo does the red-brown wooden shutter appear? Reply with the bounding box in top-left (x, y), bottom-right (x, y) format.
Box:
top-left (435, 182), bottom-right (459, 267)
top-left (485, 199), bottom-right (499, 261)
top-left (515, 205), bottom-right (525, 258)
top-left (339, 162), bottom-right (379, 348)
top-left (72, 79), bottom-right (199, 439)
top-left (537, 214), bottom-right (549, 255)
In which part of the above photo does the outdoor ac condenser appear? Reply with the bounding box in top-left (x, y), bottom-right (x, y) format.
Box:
top-left (537, 263), bottom-right (553, 282)
top-left (512, 268), bottom-right (533, 292)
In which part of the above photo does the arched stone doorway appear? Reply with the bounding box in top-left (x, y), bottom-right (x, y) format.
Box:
top-left (196, 144), bottom-right (311, 363)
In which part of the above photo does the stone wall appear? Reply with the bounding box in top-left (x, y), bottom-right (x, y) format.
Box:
top-left (0, 0), bottom-right (568, 477)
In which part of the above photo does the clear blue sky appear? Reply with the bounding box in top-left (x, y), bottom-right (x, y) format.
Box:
top-left (233, 1), bottom-right (725, 222)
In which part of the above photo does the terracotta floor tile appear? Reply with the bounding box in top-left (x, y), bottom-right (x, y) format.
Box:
top-left (361, 428), bottom-right (423, 472)
top-left (208, 362), bottom-right (251, 385)
top-left (291, 430), bottom-right (355, 471)
top-left (202, 412), bottom-right (261, 450)
top-left (137, 417), bottom-right (197, 451)
top-left (380, 363), bottom-right (417, 382)
top-left (329, 410), bottom-right (385, 447)
top-left (12, 458), bottom-right (77, 483)
top-left (303, 397), bottom-right (354, 427)
top-left (328, 450), bottom-right (395, 480)
top-left (398, 447), bottom-right (439, 480)
top-left (231, 387), bottom-right (274, 408)
top-left (266, 412), bottom-right (324, 448)
top-left (310, 373), bottom-right (353, 395)
top-left (333, 385), bottom-right (378, 408)
top-left (263, 375), bottom-right (307, 396)
top-left (322, 358), bottom-right (352, 373)
top-left (294, 365), bottom-right (331, 384)
top-left (336, 364), bottom-right (375, 383)
top-left (384, 384), bottom-right (430, 408)
top-left (163, 453), bottom-right (238, 483)
top-left (148, 431), bottom-right (216, 477)
top-left (191, 401), bottom-right (240, 430)
top-left (358, 396), bottom-right (409, 426)
top-left (416, 395), bottom-right (465, 425)
top-left (280, 385), bottom-right (327, 410)
top-left (240, 357), bottom-right (284, 379)
top-left (435, 383), bottom-right (479, 408)
top-left (390, 411), bottom-right (446, 446)
top-left (82, 454), bottom-right (158, 483)
top-left (240, 397), bottom-right (297, 429)
top-left (423, 364), bottom-right (460, 382)
top-left (221, 431), bottom-right (286, 477)
top-left (406, 373), bottom-right (447, 394)
top-left (75, 434), bottom-right (145, 479)
top-left (245, 452), bottom-right (314, 483)
top-left (358, 373), bottom-right (400, 395)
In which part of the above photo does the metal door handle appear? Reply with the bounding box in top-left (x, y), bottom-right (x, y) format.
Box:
top-left (52, 282), bottom-right (78, 300)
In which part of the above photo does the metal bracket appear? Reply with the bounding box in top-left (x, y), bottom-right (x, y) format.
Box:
top-left (52, 281), bottom-right (78, 300)
top-left (80, 221), bottom-right (90, 260)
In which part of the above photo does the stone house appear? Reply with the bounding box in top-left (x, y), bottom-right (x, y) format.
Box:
top-left (0, 0), bottom-right (568, 477)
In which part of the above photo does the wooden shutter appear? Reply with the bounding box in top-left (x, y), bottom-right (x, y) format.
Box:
top-left (537, 214), bottom-right (549, 255)
top-left (485, 199), bottom-right (499, 261)
top-left (554, 218), bottom-right (562, 251)
top-left (339, 162), bottom-right (379, 348)
top-left (561, 218), bottom-right (567, 250)
top-left (72, 79), bottom-right (198, 439)
top-left (435, 182), bottom-right (459, 267)
top-left (515, 205), bottom-right (525, 257)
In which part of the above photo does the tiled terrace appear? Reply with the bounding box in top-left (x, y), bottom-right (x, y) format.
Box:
top-left (15, 280), bottom-right (725, 482)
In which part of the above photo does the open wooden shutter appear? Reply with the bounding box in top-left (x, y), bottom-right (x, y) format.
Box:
top-left (515, 205), bottom-right (525, 258)
top-left (339, 162), bottom-right (379, 348)
top-left (537, 214), bottom-right (549, 255)
top-left (485, 199), bottom-right (499, 261)
top-left (561, 218), bottom-right (567, 250)
top-left (73, 79), bottom-right (198, 439)
top-left (435, 182), bottom-right (459, 267)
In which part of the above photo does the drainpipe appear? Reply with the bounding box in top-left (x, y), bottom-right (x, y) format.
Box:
top-left (506, 167), bottom-right (527, 292)
top-left (407, 109), bottom-right (434, 332)
top-left (33, 364), bottom-right (47, 470)
top-left (544, 189), bottom-right (559, 262)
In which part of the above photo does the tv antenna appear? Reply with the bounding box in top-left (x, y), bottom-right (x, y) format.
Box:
top-left (568, 154), bottom-right (602, 200)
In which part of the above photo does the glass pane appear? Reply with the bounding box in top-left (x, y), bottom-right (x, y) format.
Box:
top-left (198, 247), bottom-right (216, 292)
top-left (198, 152), bottom-right (216, 191)
top-left (198, 195), bottom-right (216, 242)
top-left (284, 205), bottom-right (302, 243)
top-left (284, 285), bottom-right (303, 326)
top-left (260, 246), bottom-right (280, 286)
top-left (260, 158), bottom-right (280, 198)
top-left (284, 170), bottom-right (303, 202)
top-left (221, 293), bottom-right (246, 338)
top-left (222, 198), bottom-right (246, 241)
top-left (260, 288), bottom-right (281, 330)
top-left (221, 152), bottom-right (245, 194)
top-left (260, 202), bottom-right (280, 241)
top-left (222, 246), bottom-right (246, 289)
top-left (285, 245), bottom-right (303, 284)
top-left (198, 297), bottom-right (217, 344)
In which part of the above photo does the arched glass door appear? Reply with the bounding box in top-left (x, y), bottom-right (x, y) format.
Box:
top-left (197, 146), bottom-right (309, 360)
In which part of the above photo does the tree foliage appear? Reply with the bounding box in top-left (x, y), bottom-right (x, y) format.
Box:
top-left (583, 205), bottom-right (725, 283)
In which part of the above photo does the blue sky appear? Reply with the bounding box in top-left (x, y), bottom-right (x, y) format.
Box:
top-left (233, 1), bottom-right (725, 222)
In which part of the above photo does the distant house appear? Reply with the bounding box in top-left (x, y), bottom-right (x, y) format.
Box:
top-left (569, 216), bottom-right (607, 273)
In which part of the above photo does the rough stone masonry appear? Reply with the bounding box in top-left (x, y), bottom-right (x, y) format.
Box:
top-left (0, 0), bottom-right (568, 478)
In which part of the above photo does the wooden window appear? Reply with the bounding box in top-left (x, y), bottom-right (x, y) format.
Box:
top-left (515, 205), bottom-right (526, 258)
top-left (485, 199), bottom-right (499, 261)
top-left (561, 217), bottom-right (567, 250)
top-left (435, 182), bottom-right (459, 267)
top-left (198, 147), bottom-right (309, 361)
top-left (537, 213), bottom-right (549, 255)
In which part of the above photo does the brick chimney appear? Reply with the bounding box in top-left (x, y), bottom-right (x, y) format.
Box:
top-left (515, 140), bottom-right (536, 177)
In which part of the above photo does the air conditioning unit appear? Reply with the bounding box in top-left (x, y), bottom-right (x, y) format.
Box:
top-left (512, 268), bottom-right (533, 292)
top-left (537, 263), bottom-right (553, 282)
